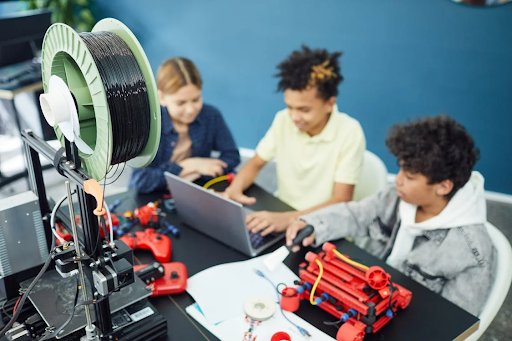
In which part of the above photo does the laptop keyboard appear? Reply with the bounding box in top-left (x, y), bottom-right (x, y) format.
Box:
top-left (249, 232), bottom-right (279, 249)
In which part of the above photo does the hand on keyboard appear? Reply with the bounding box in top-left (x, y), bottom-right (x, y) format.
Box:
top-left (249, 231), bottom-right (278, 249)
top-left (245, 211), bottom-right (295, 236)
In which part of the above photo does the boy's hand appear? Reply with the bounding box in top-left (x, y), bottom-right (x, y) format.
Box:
top-left (187, 158), bottom-right (227, 177)
top-left (220, 189), bottom-right (257, 205)
top-left (286, 220), bottom-right (315, 253)
top-left (245, 211), bottom-right (294, 236)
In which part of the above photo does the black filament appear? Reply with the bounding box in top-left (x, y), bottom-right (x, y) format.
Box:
top-left (79, 31), bottom-right (151, 165)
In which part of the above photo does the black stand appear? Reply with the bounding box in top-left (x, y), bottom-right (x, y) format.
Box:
top-left (19, 130), bottom-right (167, 341)
top-left (21, 130), bottom-right (114, 337)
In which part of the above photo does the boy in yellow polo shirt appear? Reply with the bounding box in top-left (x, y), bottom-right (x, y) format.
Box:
top-left (224, 46), bottom-right (366, 236)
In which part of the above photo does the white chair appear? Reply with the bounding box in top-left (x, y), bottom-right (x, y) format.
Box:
top-left (352, 150), bottom-right (388, 202)
top-left (465, 222), bottom-right (512, 340)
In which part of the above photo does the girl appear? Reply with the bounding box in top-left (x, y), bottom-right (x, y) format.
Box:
top-left (129, 58), bottom-right (240, 193)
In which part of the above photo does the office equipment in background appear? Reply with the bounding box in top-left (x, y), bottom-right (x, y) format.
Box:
top-left (0, 9), bottom-right (51, 86)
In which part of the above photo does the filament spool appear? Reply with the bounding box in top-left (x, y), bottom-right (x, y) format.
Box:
top-left (40, 18), bottom-right (160, 180)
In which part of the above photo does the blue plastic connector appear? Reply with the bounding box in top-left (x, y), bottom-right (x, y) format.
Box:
top-left (341, 308), bottom-right (358, 322)
top-left (314, 293), bottom-right (330, 305)
top-left (109, 199), bottom-right (122, 213)
top-left (115, 218), bottom-right (139, 236)
top-left (162, 221), bottom-right (180, 237)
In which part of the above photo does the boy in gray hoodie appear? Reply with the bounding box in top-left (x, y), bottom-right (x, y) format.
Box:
top-left (284, 115), bottom-right (496, 316)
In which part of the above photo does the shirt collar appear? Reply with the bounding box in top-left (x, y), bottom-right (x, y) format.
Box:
top-left (161, 105), bottom-right (202, 134)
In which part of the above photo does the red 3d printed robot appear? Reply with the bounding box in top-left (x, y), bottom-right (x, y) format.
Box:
top-left (280, 242), bottom-right (412, 341)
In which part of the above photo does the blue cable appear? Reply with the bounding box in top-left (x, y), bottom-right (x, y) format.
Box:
top-left (254, 269), bottom-right (311, 337)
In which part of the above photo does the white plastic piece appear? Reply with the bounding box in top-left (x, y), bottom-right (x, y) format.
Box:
top-left (244, 296), bottom-right (275, 321)
top-left (40, 75), bottom-right (77, 140)
top-left (80, 324), bottom-right (98, 341)
top-left (263, 245), bottom-right (290, 272)
top-left (39, 75), bottom-right (93, 154)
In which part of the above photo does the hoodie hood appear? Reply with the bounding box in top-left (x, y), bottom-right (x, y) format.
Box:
top-left (387, 171), bottom-right (486, 269)
top-left (398, 171), bottom-right (486, 231)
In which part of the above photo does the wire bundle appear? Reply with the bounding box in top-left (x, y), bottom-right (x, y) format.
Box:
top-left (79, 31), bottom-right (151, 166)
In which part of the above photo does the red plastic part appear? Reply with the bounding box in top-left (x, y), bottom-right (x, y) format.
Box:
top-left (55, 223), bottom-right (72, 245)
top-left (308, 266), bottom-right (370, 302)
top-left (322, 242), bottom-right (336, 253)
top-left (365, 266), bottom-right (390, 290)
top-left (336, 322), bottom-right (366, 341)
top-left (226, 172), bottom-right (235, 183)
top-left (134, 262), bottom-right (187, 296)
top-left (305, 251), bottom-right (318, 264)
top-left (134, 203), bottom-right (158, 225)
top-left (74, 213), bottom-right (117, 238)
top-left (297, 246), bottom-right (413, 341)
top-left (280, 287), bottom-right (300, 312)
top-left (397, 286), bottom-right (413, 309)
top-left (300, 269), bottom-right (369, 314)
top-left (119, 228), bottom-right (171, 263)
top-left (271, 331), bottom-right (291, 341)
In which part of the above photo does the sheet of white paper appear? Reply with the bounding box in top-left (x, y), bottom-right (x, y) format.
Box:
top-left (185, 304), bottom-right (224, 340)
top-left (186, 255), bottom-right (299, 324)
top-left (186, 303), bottom-right (336, 341)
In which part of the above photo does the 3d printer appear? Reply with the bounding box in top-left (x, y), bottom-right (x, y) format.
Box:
top-left (0, 18), bottom-right (167, 341)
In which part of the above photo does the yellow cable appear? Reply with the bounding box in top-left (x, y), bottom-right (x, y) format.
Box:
top-left (203, 175), bottom-right (229, 189)
top-left (309, 259), bottom-right (324, 305)
top-left (332, 249), bottom-right (369, 271)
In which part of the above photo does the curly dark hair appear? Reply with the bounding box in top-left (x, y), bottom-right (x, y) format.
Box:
top-left (386, 115), bottom-right (480, 198)
top-left (276, 45), bottom-right (343, 101)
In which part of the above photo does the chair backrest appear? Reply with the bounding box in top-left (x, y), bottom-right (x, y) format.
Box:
top-left (352, 150), bottom-right (388, 202)
top-left (465, 222), bottom-right (512, 341)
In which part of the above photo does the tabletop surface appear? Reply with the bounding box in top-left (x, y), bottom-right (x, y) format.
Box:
top-left (109, 184), bottom-right (479, 341)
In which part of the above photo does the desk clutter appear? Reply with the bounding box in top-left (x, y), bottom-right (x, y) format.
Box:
top-left (280, 243), bottom-right (412, 341)
top-left (185, 241), bottom-right (412, 341)
top-left (54, 197), bottom-right (187, 297)
top-left (185, 255), bottom-right (333, 340)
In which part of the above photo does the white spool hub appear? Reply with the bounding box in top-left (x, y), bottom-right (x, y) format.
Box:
top-left (40, 75), bottom-right (93, 154)
top-left (244, 296), bottom-right (276, 321)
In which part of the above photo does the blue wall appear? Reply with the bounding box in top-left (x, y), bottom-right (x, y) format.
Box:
top-left (21, 0), bottom-right (512, 193)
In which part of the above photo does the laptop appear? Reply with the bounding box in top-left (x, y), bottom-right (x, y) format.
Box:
top-left (164, 172), bottom-right (284, 257)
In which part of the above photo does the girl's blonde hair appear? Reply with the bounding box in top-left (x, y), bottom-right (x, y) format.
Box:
top-left (157, 57), bottom-right (202, 94)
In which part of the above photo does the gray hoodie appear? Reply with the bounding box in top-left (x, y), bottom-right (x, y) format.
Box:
top-left (300, 171), bottom-right (496, 316)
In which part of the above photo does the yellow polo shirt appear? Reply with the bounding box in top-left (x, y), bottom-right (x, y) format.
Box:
top-left (256, 105), bottom-right (365, 210)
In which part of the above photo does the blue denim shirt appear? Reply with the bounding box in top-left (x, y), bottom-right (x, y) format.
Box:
top-left (129, 104), bottom-right (240, 193)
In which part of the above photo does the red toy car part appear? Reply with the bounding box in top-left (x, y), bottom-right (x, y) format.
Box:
top-left (119, 228), bottom-right (171, 263)
top-left (133, 201), bottom-right (158, 226)
top-left (134, 262), bottom-right (187, 297)
top-left (280, 287), bottom-right (300, 313)
top-left (271, 331), bottom-right (291, 341)
top-left (281, 242), bottom-right (412, 341)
